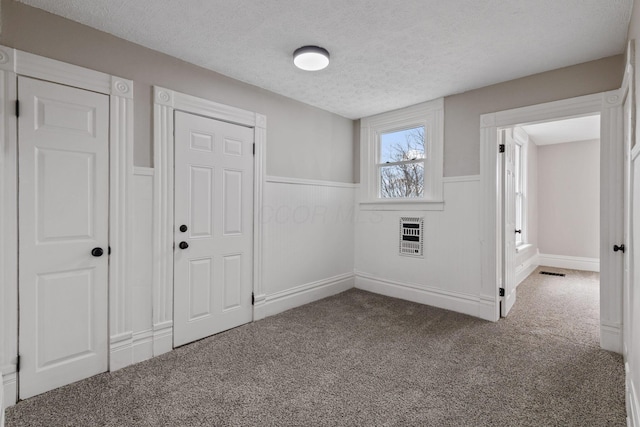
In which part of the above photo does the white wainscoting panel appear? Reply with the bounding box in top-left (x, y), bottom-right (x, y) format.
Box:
top-left (131, 168), bottom-right (155, 362)
top-left (110, 168), bottom-right (156, 370)
top-left (538, 253), bottom-right (600, 272)
top-left (355, 177), bottom-right (487, 319)
top-left (260, 177), bottom-right (356, 316)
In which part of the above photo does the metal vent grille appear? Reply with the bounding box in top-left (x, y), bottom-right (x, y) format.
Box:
top-left (399, 217), bottom-right (424, 257)
top-left (540, 271), bottom-right (566, 277)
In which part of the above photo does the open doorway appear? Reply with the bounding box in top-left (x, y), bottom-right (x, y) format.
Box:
top-left (510, 115), bottom-right (601, 284)
top-left (499, 115), bottom-right (602, 340)
top-left (479, 90), bottom-right (625, 353)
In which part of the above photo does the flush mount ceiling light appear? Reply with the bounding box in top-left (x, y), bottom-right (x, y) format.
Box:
top-left (293, 46), bottom-right (330, 71)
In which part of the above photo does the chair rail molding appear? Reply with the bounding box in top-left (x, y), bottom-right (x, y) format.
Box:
top-left (0, 45), bottom-right (134, 405)
top-left (479, 91), bottom-right (623, 353)
top-left (152, 86), bottom-right (267, 355)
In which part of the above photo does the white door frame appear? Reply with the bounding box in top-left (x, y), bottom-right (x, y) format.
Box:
top-left (0, 45), bottom-right (134, 405)
top-left (480, 90), bottom-right (624, 352)
top-left (152, 87), bottom-right (266, 356)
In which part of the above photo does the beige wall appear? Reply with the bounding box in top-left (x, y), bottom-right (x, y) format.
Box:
top-left (0, 0), bottom-right (354, 181)
top-left (444, 57), bottom-right (623, 176)
top-left (537, 139), bottom-right (600, 259)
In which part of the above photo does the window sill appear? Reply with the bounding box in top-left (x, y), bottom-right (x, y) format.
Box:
top-left (359, 200), bottom-right (444, 211)
top-left (516, 243), bottom-right (533, 253)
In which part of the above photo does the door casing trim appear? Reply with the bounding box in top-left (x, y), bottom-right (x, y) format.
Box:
top-left (0, 45), bottom-right (134, 404)
top-left (152, 86), bottom-right (266, 356)
top-left (479, 91), bottom-right (623, 353)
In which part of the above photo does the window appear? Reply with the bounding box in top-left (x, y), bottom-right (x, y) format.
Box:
top-left (379, 126), bottom-right (425, 198)
top-left (514, 130), bottom-right (526, 247)
top-left (360, 99), bottom-right (444, 210)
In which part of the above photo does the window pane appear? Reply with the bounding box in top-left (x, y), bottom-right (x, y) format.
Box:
top-left (380, 162), bottom-right (424, 198)
top-left (380, 126), bottom-right (425, 164)
top-left (514, 143), bottom-right (522, 193)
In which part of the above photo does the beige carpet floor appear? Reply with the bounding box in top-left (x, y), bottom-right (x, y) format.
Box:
top-left (6, 267), bottom-right (625, 426)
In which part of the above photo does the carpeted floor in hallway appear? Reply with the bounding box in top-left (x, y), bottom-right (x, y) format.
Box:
top-left (5, 267), bottom-right (625, 426)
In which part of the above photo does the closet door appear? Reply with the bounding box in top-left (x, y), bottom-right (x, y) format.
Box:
top-left (18, 76), bottom-right (109, 398)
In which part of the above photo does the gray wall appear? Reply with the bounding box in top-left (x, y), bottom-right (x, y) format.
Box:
top-left (0, 0), bottom-right (354, 182)
top-left (443, 57), bottom-right (623, 176)
top-left (537, 139), bottom-right (600, 259)
top-left (0, 1), bottom-right (625, 181)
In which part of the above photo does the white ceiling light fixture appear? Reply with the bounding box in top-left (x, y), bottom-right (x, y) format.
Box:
top-left (293, 46), bottom-right (330, 71)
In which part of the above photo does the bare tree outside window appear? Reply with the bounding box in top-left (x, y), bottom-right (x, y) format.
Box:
top-left (379, 126), bottom-right (425, 198)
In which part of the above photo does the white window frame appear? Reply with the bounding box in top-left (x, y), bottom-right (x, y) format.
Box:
top-left (360, 98), bottom-right (444, 211)
top-left (513, 127), bottom-right (531, 252)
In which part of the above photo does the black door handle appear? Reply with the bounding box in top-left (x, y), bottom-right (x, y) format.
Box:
top-left (613, 244), bottom-right (625, 253)
top-left (180, 225), bottom-right (188, 232)
top-left (179, 241), bottom-right (189, 250)
top-left (515, 229), bottom-right (522, 234)
top-left (91, 247), bottom-right (104, 257)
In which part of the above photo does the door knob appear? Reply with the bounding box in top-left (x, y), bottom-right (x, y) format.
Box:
top-left (91, 247), bottom-right (104, 257)
top-left (613, 244), bottom-right (625, 253)
top-left (180, 225), bottom-right (188, 232)
top-left (515, 229), bottom-right (522, 234)
top-left (179, 241), bottom-right (189, 250)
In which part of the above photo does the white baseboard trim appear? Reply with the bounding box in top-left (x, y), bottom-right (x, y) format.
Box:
top-left (629, 375), bottom-right (639, 427)
top-left (109, 329), bottom-right (155, 371)
top-left (2, 371), bottom-right (16, 409)
top-left (153, 321), bottom-right (173, 356)
top-left (132, 330), bottom-right (154, 364)
top-left (478, 295), bottom-right (499, 322)
top-left (252, 293), bottom-right (267, 321)
top-left (110, 332), bottom-right (133, 371)
top-left (600, 320), bottom-right (622, 353)
top-left (538, 253), bottom-right (599, 272)
top-left (256, 273), bottom-right (354, 319)
top-left (354, 271), bottom-right (494, 321)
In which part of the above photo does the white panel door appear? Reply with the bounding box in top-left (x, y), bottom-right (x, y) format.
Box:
top-left (18, 76), bottom-right (109, 398)
top-left (174, 111), bottom-right (254, 347)
top-left (502, 129), bottom-right (517, 316)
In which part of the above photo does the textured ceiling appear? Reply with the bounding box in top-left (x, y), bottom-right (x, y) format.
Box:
top-left (521, 115), bottom-right (601, 145)
top-left (17, 0), bottom-right (633, 119)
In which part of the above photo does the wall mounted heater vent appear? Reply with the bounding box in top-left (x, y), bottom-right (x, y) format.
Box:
top-left (399, 217), bottom-right (424, 257)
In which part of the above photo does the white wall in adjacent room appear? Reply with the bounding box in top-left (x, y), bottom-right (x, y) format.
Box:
top-left (537, 139), bottom-right (600, 259)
